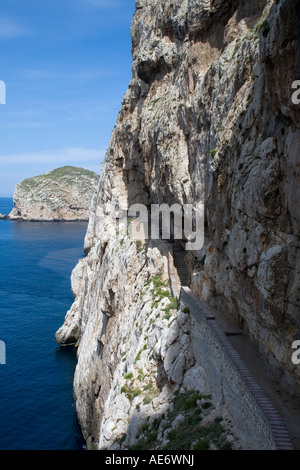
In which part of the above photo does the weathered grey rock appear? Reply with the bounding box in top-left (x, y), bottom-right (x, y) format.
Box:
top-left (9, 166), bottom-right (99, 221)
top-left (56, 0), bottom-right (300, 450)
top-left (181, 365), bottom-right (210, 394)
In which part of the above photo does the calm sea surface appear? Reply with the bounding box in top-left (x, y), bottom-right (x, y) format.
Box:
top-left (0, 197), bottom-right (86, 450)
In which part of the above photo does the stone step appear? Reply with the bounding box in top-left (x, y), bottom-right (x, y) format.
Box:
top-left (170, 242), bottom-right (190, 287)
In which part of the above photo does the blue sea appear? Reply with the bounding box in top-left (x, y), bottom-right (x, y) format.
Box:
top-left (0, 197), bottom-right (86, 450)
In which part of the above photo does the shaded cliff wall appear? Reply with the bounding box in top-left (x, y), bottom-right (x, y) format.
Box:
top-left (56, 0), bottom-right (300, 448)
top-left (190, 0), bottom-right (300, 393)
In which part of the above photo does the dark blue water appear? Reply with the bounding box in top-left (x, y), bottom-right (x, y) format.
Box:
top-left (0, 198), bottom-right (13, 216)
top-left (0, 198), bottom-right (86, 450)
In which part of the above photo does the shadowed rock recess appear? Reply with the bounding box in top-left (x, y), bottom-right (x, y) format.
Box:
top-left (56, 0), bottom-right (300, 450)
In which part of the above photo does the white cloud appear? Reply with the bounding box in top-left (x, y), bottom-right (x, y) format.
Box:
top-left (21, 68), bottom-right (116, 81)
top-left (0, 119), bottom-right (53, 129)
top-left (0, 147), bottom-right (106, 165)
top-left (0, 17), bottom-right (28, 39)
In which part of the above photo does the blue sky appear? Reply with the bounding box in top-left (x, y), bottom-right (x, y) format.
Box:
top-left (0, 0), bottom-right (136, 196)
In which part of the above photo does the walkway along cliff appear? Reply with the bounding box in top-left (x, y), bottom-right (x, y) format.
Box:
top-left (56, 0), bottom-right (300, 450)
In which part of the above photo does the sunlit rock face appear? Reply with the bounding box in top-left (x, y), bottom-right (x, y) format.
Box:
top-left (56, 0), bottom-right (300, 449)
top-left (9, 166), bottom-right (99, 221)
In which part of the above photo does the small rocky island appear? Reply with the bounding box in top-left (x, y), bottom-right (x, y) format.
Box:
top-left (8, 166), bottom-right (99, 221)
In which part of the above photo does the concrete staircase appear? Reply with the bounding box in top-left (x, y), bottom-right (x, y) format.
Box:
top-left (169, 241), bottom-right (190, 287)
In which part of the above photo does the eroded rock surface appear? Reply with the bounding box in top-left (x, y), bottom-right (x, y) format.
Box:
top-left (56, 0), bottom-right (300, 449)
top-left (9, 166), bottom-right (99, 221)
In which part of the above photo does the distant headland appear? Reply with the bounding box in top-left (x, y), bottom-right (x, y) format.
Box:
top-left (6, 166), bottom-right (99, 222)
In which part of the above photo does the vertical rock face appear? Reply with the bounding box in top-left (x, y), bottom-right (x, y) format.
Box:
top-left (56, 0), bottom-right (300, 448)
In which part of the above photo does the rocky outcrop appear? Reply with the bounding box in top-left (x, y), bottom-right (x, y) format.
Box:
top-left (57, 236), bottom-right (242, 450)
top-left (56, 0), bottom-right (300, 449)
top-left (9, 166), bottom-right (99, 221)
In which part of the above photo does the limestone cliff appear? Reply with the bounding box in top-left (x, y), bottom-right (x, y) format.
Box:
top-left (9, 166), bottom-right (99, 221)
top-left (56, 0), bottom-right (300, 450)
